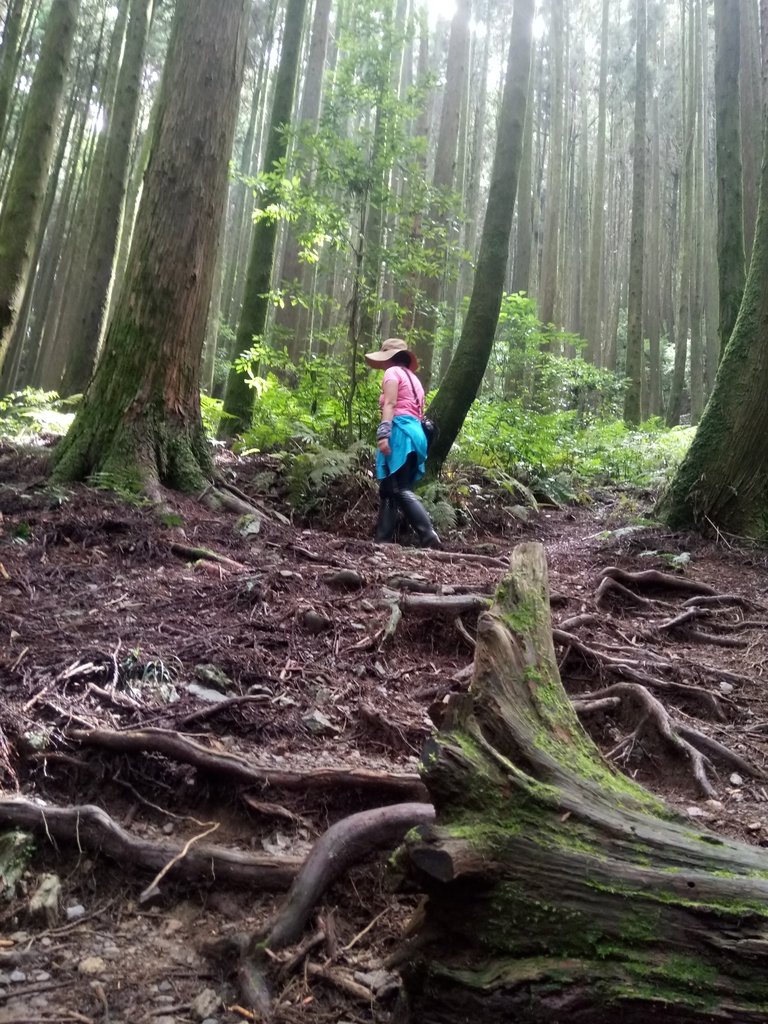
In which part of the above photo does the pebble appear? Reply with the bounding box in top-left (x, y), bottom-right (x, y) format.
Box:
top-left (30, 995), bottom-right (49, 1008)
top-left (35, 971), bottom-right (51, 981)
top-left (201, 1019), bottom-right (218, 1024)
top-left (9, 970), bottom-right (26, 983)
top-left (154, 1017), bottom-right (177, 1024)
top-left (66, 904), bottom-right (86, 921)
top-left (78, 956), bottom-right (106, 976)
top-left (158, 980), bottom-right (173, 992)
top-left (719, 681), bottom-right (734, 694)
top-left (162, 822), bottom-right (175, 835)
top-left (190, 987), bottom-right (220, 1020)
top-left (730, 773), bottom-right (744, 787)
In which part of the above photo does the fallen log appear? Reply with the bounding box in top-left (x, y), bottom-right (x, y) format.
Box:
top-left (396, 542), bottom-right (768, 1023)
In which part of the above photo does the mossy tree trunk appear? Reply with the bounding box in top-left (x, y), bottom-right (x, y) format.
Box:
top-left (424, 0), bottom-right (534, 475)
top-left (51, 0), bottom-right (248, 496)
top-left (397, 542), bottom-right (768, 1023)
top-left (657, 67), bottom-right (768, 536)
top-left (0, 0), bottom-right (81, 377)
top-left (219, 0), bottom-right (309, 438)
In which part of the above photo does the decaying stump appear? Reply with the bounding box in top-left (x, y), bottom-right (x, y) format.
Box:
top-left (397, 542), bottom-right (768, 1023)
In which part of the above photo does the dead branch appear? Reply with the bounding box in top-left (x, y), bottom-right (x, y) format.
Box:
top-left (169, 542), bottom-right (244, 570)
top-left (683, 594), bottom-right (768, 612)
top-left (0, 799), bottom-right (300, 888)
top-left (69, 727), bottom-right (427, 799)
top-left (658, 608), bottom-right (712, 632)
top-left (398, 593), bottom-right (492, 615)
top-left (572, 697), bottom-right (622, 715)
top-left (177, 693), bottom-right (270, 728)
top-left (409, 549), bottom-right (509, 568)
top-left (557, 613), bottom-right (600, 631)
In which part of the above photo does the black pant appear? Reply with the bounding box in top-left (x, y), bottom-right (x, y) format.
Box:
top-left (379, 451), bottom-right (418, 499)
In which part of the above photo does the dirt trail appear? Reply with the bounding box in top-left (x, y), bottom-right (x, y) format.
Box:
top-left (1, 445), bottom-right (767, 1024)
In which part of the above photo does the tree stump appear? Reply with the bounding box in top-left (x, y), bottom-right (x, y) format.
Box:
top-left (397, 542), bottom-right (768, 1023)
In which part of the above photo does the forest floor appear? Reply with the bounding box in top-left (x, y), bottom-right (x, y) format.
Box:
top-left (1, 437), bottom-right (768, 1024)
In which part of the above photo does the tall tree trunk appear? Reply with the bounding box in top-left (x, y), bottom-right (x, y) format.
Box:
top-left (739, 0), bottom-right (761, 261)
top-left (645, 0), bottom-right (662, 417)
top-left (510, 50), bottom-right (534, 297)
top-left (689, 0), bottom-right (705, 424)
top-left (0, 0), bottom-right (81, 378)
top-left (412, 0), bottom-right (470, 391)
top-left (666, 0), bottom-right (694, 427)
top-left (51, 0), bottom-right (249, 494)
top-left (275, 0), bottom-right (333, 359)
top-left (623, 0), bottom-right (647, 425)
top-left (714, 0), bottom-right (745, 356)
top-left (0, 0), bottom-right (24, 146)
top-left (220, 0), bottom-right (309, 437)
top-left (61, 0), bottom-right (152, 396)
top-left (537, 0), bottom-right (564, 330)
top-left (584, 0), bottom-right (609, 365)
top-left (424, 0), bottom-right (534, 475)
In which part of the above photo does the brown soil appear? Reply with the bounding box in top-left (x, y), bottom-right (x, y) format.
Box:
top-left (1, 440), bottom-right (767, 1024)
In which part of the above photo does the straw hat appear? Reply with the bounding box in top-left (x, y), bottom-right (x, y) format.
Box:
top-left (364, 337), bottom-right (419, 371)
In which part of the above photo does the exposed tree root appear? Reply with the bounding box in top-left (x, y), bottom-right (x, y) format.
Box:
top-left (177, 693), bottom-right (271, 728)
top-left (600, 566), bottom-right (717, 596)
top-left (233, 803), bottom-right (434, 1013)
top-left (395, 593), bottom-right (492, 616)
top-left (69, 727), bottom-right (427, 799)
top-left (0, 799), bottom-right (301, 888)
top-left (595, 576), bottom-right (671, 611)
top-left (675, 724), bottom-right (767, 780)
top-left (577, 683), bottom-right (716, 796)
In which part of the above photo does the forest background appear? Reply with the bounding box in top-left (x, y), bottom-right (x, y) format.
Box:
top-left (0, 0), bottom-right (750, 519)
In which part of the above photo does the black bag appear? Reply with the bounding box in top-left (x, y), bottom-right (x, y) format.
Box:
top-left (404, 369), bottom-right (437, 452)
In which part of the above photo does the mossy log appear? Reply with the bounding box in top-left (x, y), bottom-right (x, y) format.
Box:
top-left (397, 542), bottom-right (768, 1023)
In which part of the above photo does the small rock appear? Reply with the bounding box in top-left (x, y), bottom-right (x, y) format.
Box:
top-left (300, 608), bottom-right (332, 634)
top-left (162, 822), bottom-right (175, 836)
top-left (704, 799), bottom-right (724, 811)
top-left (322, 569), bottom-right (365, 590)
top-left (9, 970), bottom-right (26, 983)
top-left (187, 682), bottom-right (228, 704)
top-left (747, 822), bottom-right (762, 832)
top-left (730, 773), bottom-right (744, 787)
top-left (29, 995), bottom-right (49, 1008)
top-left (35, 971), bottom-right (51, 982)
top-left (194, 664), bottom-right (234, 693)
top-left (201, 1019), bottom-right (218, 1024)
top-left (719, 681), bottom-right (734, 694)
top-left (158, 980), bottom-right (173, 992)
top-left (302, 709), bottom-right (339, 736)
top-left (65, 904), bottom-right (85, 921)
top-left (278, 569), bottom-right (303, 581)
top-left (190, 987), bottom-right (220, 1021)
top-left (27, 873), bottom-right (62, 927)
top-left (686, 806), bottom-right (705, 818)
top-left (78, 956), bottom-right (106, 976)
top-left (153, 1017), bottom-right (176, 1024)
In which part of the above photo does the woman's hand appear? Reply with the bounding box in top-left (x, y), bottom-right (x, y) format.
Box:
top-left (377, 437), bottom-right (392, 456)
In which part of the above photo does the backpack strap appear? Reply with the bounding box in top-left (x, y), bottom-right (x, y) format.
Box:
top-left (401, 367), bottom-right (424, 416)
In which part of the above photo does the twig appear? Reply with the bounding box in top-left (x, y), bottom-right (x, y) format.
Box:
top-left (139, 821), bottom-right (221, 901)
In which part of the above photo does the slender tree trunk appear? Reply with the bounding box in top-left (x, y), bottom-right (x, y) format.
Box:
top-left (537, 0), bottom-right (564, 331)
top-left (52, 0), bottom-right (249, 494)
top-left (739, 0), bottom-right (761, 261)
top-left (60, 0), bottom-right (152, 396)
top-left (584, 0), bottom-right (609, 365)
top-left (220, 0), bottom-right (309, 436)
top-left (412, 0), bottom-right (470, 391)
top-left (0, 0), bottom-right (81, 378)
top-left (0, 0), bottom-right (24, 145)
top-left (714, 0), bottom-right (745, 357)
top-left (425, 0), bottom-right (534, 475)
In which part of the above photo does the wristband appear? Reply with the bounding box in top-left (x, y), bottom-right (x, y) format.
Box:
top-left (376, 420), bottom-right (392, 440)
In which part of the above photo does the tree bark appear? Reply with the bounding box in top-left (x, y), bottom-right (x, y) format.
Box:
top-left (0, 0), bottom-right (81, 377)
top-left (397, 542), bottom-right (768, 1022)
top-left (424, 0), bottom-right (534, 475)
top-left (51, 0), bottom-right (249, 494)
